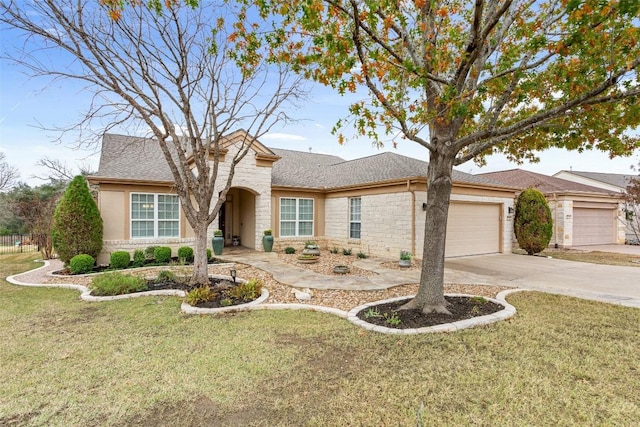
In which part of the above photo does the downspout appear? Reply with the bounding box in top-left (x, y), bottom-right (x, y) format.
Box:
top-left (408, 179), bottom-right (416, 256)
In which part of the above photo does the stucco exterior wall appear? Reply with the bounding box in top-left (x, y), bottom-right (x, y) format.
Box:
top-left (95, 183), bottom-right (196, 264)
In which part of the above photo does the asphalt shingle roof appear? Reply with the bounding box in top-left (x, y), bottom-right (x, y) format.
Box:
top-left (93, 133), bottom-right (175, 181)
top-left (478, 169), bottom-right (613, 194)
top-left (555, 170), bottom-right (636, 189)
top-left (93, 133), bottom-right (512, 189)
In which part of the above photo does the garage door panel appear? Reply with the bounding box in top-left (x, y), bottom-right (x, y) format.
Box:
top-left (573, 208), bottom-right (615, 245)
top-left (445, 203), bottom-right (500, 257)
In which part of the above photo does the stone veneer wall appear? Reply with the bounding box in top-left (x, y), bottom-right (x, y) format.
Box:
top-left (324, 192), bottom-right (413, 258)
top-left (207, 144), bottom-right (272, 251)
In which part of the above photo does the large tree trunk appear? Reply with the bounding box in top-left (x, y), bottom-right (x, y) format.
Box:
top-left (191, 223), bottom-right (210, 286)
top-left (400, 146), bottom-right (455, 314)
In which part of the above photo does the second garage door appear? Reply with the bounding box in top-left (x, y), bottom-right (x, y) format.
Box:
top-left (445, 202), bottom-right (501, 257)
top-left (573, 207), bottom-right (616, 245)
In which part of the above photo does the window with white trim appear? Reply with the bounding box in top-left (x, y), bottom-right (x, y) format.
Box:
top-left (280, 198), bottom-right (314, 237)
top-left (131, 193), bottom-right (180, 238)
top-left (349, 197), bottom-right (361, 239)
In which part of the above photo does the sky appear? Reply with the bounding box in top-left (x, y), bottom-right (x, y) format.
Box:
top-left (1, 6), bottom-right (639, 187)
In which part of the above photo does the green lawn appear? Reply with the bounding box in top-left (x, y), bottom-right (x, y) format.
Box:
top-left (1, 253), bottom-right (639, 426)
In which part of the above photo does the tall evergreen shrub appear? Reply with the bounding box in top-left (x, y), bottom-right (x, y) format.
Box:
top-left (52, 175), bottom-right (103, 264)
top-left (514, 188), bottom-right (553, 255)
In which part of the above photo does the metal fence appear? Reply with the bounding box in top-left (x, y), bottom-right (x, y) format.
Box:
top-left (0, 234), bottom-right (40, 254)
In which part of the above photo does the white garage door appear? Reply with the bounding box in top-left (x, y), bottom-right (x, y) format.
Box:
top-left (445, 202), bottom-right (501, 257)
top-left (573, 207), bottom-right (616, 245)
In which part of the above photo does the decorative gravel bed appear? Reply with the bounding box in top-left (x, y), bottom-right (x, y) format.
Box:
top-left (277, 251), bottom-right (378, 277)
top-left (43, 261), bottom-right (510, 312)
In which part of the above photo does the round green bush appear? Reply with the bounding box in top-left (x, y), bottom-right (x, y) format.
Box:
top-left (110, 251), bottom-right (131, 270)
top-left (177, 246), bottom-right (194, 262)
top-left (132, 249), bottom-right (145, 267)
top-left (69, 254), bottom-right (95, 274)
top-left (206, 248), bottom-right (212, 261)
top-left (514, 188), bottom-right (553, 255)
top-left (154, 246), bottom-right (172, 264)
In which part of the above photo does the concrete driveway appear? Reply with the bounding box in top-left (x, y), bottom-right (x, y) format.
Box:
top-left (444, 254), bottom-right (640, 308)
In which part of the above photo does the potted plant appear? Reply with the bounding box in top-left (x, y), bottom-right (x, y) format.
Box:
top-left (262, 229), bottom-right (274, 252)
top-left (212, 229), bottom-right (224, 255)
top-left (399, 250), bottom-right (412, 267)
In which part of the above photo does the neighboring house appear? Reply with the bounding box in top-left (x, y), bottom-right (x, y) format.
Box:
top-left (554, 170), bottom-right (637, 241)
top-left (88, 132), bottom-right (517, 264)
top-left (478, 169), bottom-right (626, 247)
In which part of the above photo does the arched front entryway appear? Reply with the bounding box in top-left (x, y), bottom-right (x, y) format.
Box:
top-left (218, 187), bottom-right (258, 249)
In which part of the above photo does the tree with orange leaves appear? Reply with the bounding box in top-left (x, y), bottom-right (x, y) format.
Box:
top-left (259, 0), bottom-right (640, 313)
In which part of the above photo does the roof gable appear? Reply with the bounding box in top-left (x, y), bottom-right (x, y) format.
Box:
top-left (554, 170), bottom-right (635, 189)
top-left (478, 169), bottom-right (613, 194)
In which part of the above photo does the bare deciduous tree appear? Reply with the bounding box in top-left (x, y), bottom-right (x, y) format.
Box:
top-left (0, 152), bottom-right (19, 192)
top-left (1, 0), bottom-right (305, 284)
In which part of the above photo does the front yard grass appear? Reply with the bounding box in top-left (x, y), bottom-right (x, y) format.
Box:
top-left (1, 253), bottom-right (639, 425)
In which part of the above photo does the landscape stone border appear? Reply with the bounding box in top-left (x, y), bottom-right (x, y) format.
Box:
top-left (46, 262), bottom-right (236, 278)
top-left (7, 260), bottom-right (524, 334)
top-left (347, 292), bottom-right (520, 335)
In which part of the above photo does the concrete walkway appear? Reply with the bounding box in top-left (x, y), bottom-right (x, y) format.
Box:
top-left (218, 251), bottom-right (420, 290)
top-left (221, 249), bottom-right (640, 308)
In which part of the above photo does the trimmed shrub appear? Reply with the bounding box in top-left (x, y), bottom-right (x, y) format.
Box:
top-left (206, 248), bottom-right (212, 261)
top-left (69, 254), bottom-right (95, 274)
top-left (144, 246), bottom-right (158, 261)
top-left (177, 246), bottom-right (194, 263)
top-left (110, 251), bottom-right (131, 270)
top-left (185, 286), bottom-right (218, 306)
top-left (91, 272), bottom-right (148, 296)
top-left (154, 246), bottom-right (172, 264)
top-left (228, 278), bottom-right (263, 302)
top-left (514, 188), bottom-right (553, 255)
top-left (52, 175), bottom-right (103, 264)
top-left (284, 246), bottom-right (296, 254)
top-left (132, 249), bottom-right (145, 268)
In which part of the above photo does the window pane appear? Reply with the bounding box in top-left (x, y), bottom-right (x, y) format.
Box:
top-left (280, 221), bottom-right (296, 237)
top-left (350, 198), bottom-right (361, 221)
top-left (298, 199), bottom-right (313, 221)
top-left (158, 220), bottom-right (179, 237)
top-left (298, 221), bottom-right (313, 236)
top-left (132, 220), bottom-right (154, 238)
top-left (132, 194), bottom-right (154, 220)
top-left (158, 195), bottom-right (179, 220)
top-left (280, 199), bottom-right (296, 221)
top-left (350, 222), bottom-right (361, 239)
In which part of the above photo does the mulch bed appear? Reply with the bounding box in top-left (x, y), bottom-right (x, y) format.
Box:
top-left (356, 296), bottom-right (504, 329)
